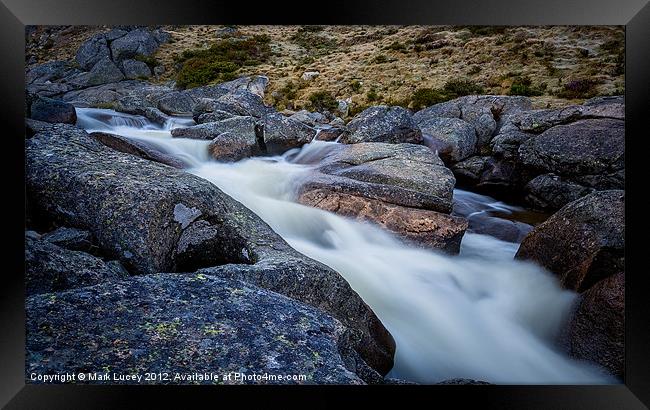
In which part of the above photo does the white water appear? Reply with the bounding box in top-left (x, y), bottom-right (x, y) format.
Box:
top-left (76, 108), bottom-right (615, 384)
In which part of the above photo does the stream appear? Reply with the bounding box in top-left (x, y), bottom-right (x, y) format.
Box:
top-left (76, 107), bottom-right (614, 384)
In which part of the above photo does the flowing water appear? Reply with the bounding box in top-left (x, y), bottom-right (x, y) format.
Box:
top-left (76, 108), bottom-right (615, 384)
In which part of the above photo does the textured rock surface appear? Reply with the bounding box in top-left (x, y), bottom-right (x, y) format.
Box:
top-left (25, 235), bottom-right (125, 296)
top-left (341, 106), bottom-right (422, 144)
top-left (259, 112), bottom-right (316, 154)
top-left (417, 117), bottom-right (477, 163)
top-left (208, 132), bottom-right (259, 162)
top-left (516, 190), bottom-right (624, 292)
top-left (568, 272), bottom-right (624, 379)
top-left (29, 96), bottom-right (77, 124)
top-left (41, 227), bottom-right (93, 252)
top-left (90, 132), bottom-right (187, 169)
top-left (26, 124), bottom-right (395, 375)
top-left (171, 116), bottom-right (257, 141)
top-left (294, 143), bottom-right (466, 252)
top-left (524, 174), bottom-right (595, 211)
top-left (121, 59), bottom-right (152, 80)
top-left (26, 274), bottom-right (368, 384)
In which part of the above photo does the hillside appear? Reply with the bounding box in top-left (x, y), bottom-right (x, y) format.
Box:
top-left (26, 25), bottom-right (624, 116)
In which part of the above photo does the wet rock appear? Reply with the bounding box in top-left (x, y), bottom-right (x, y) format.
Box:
top-left (341, 106), bottom-right (422, 144)
top-left (110, 28), bottom-right (160, 62)
top-left (524, 174), bottom-right (595, 211)
top-left (568, 272), bottom-right (624, 379)
top-left (26, 124), bottom-right (395, 374)
top-left (490, 130), bottom-right (532, 160)
top-left (90, 132), bottom-right (187, 169)
top-left (451, 156), bottom-right (491, 185)
top-left (157, 91), bottom-right (197, 115)
top-left (518, 119), bottom-right (624, 188)
top-left (516, 190), bottom-right (624, 292)
top-left (298, 190), bottom-right (467, 253)
top-left (121, 59), bottom-right (152, 80)
top-left (171, 116), bottom-right (257, 141)
top-left (25, 273), bottom-right (368, 384)
top-left (259, 112), bottom-right (316, 154)
top-left (208, 131), bottom-right (259, 162)
top-left (25, 235), bottom-right (125, 296)
top-left (41, 227), bottom-right (93, 252)
top-left (294, 143), bottom-right (466, 252)
top-left (86, 56), bottom-right (125, 86)
top-left (417, 117), bottom-right (477, 163)
top-left (75, 33), bottom-right (111, 71)
top-left (29, 96), bottom-right (77, 124)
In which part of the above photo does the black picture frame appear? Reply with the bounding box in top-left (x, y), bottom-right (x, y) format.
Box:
top-left (2, 0), bottom-right (648, 408)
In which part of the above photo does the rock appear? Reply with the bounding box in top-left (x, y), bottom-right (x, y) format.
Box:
top-left (86, 56), bottom-right (125, 86)
top-left (61, 80), bottom-right (167, 107)
top-left (298, 190), bottom-right (467, 253)
top-left (289, 109), bottom-right (329, 127)
top-left (110, 28), bottom-right (160, 62)
top-left (516, 190), bottom-right (624, 292)
top-left (490, 130), bottom-right (532, 160)
top-left (25, 235), bottom-right (125, 297)
top-left (518, 119), bottom-right (624, 189)
top-left (26, 124), bottom-right (394, 374)
top-left (208, 132), bottom-right (259, 162)
top-left (341, 106), bottom-right (422, 145)
top-left (29, 96), bottom-right (77, 124)
top-left (504, 100), bottom-right (624, 134)
top-left (413, 95), bottom-right (532, 147)
top-left (259, 112), bottom-right (316, 154)
top-left (26, 60), bottom-right (79, 85)
top-left (25, 273), bottom-right (369, 384)
top-left (90, 132), bottom-right (187, 169)
top-left (121, 59), bottom-right (152, 80)
top-left (315, 126), bottom-right (346, 142)
top-left (418, 117), bottom-right (477, 163)
top-left (196, 110), bottom-right (236, 124)
top-left (568, 272), bottom-right (624, 379)
top-left (104, 28), bottom-right (128, 41)
top-left (171, 116), bottom-right (257, 141)
top-left (524, 174), bottom-right (595, 211)
top-left (157, 91), bottom-right (197, 115)
top-left (301, 71), bottom-right (320, 81)
top-left (213, 89), bottom-right (271, 118)
top-left (451, 156), bottom-right (491, 184)
top-left (294, 143), bottom-right (466, 253)
top-left (216, 75), bottom-right (269, 99)
top-left (143, 107), bottom-right (169, 126)
top-left (75, 33), bottom-right (110, 71)
top-left (41, 227), bottom-right (93, 252)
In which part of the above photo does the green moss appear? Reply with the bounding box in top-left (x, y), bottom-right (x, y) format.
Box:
top-left (175, 35), bottom-right (271, 89)
top-left (134, 54), bottom-right (160, 67)
top-left (366, 87), bottom-right (379, 102)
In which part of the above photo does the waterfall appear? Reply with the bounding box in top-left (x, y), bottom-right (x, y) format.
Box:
top-left (75, 107), bottom-right (614, 384)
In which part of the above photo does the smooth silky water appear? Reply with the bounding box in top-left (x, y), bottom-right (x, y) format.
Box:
top-left (76, 108), bottom-right (615, 384)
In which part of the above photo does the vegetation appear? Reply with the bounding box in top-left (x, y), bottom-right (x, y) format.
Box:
top-left (307, 91), bottom-right (338, 112)
top-left (509, 76), bottom-right (544, 96)
top-left (350, 80), bottom-right (362, 92)
top-left (443, 79), bottom-right (485, 96)
top-left (556, 79), bottom-right (597, 99)
top-left (174, 35), bottom-right (271, 89)
top-left (290, 26), bottom-right (337, 55)
top-left (410, 88), bottom-right (450, 110)
top-left (134, 54), bottom-right (160, 68)
top-left (371, 54), bottom-right (389, 64)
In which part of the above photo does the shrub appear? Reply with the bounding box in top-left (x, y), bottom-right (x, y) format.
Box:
top-left (175, 35), bottom-right (271, 89)
top-left (411, 88), bottom-right (451, 109)
top-left (599, 39), bottom-right (623, 53)
top-left (134, 54), bottom-right (160, 68)
top-left (385, 41), bottom-right (406, 52)
top-left (291, 27), bottom-right (336, 54)
top-left (371, 54), bottom-right (389, 64)
top-left (308, 91), bottom-right (338, 112)
top-left (464, 26), bottom-right (507, 36)
top-left (556, 79), bottom-right (597, 99)
top-left (443, 79), bottom-right (484, 96)
top-left (366, 87), bottom-right (379, 102)
top-left (509, 76), bottom-right (543, 96)
top-left (350, 80), bottom-right (362, 92)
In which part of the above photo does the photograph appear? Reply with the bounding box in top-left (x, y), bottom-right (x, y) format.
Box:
top-left (24, 24), bottom-right (625, 386)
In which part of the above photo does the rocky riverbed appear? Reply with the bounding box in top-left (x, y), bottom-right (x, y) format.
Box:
top-left (25, 26), bottom-right (625, 385)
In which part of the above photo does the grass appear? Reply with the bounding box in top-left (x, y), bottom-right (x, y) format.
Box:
top-left (410, 88), bottom-right (450, 110)
top-left (174, 35), bottom-right (271, 89)
top-left (290, 26), bottom-right (337, 55)
top-left (509, 76), bottom-right (544, 96)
